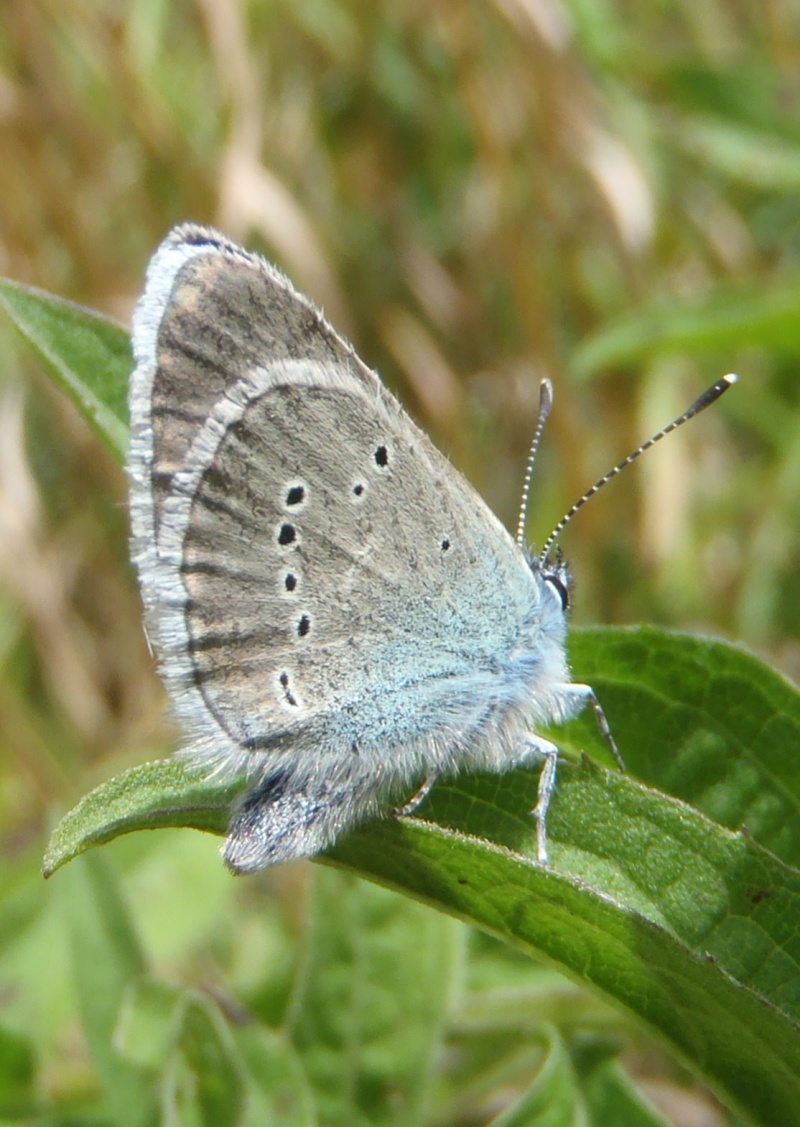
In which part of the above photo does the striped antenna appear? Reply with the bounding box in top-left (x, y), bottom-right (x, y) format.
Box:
top-left (537, 373), bottom-right (738, 564)
top-left (515, 379), bottom-right (554, 548)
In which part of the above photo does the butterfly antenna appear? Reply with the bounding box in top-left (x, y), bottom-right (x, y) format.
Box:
top-left (516, 379), bottom-right (554, 548)
top-left (538, 373), bottom-right (738, 564)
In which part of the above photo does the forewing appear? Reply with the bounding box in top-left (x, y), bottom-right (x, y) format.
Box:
top-left (129, 223), bottom-right (369, 544)
top-left (129, 228), bottom-right (536, 778)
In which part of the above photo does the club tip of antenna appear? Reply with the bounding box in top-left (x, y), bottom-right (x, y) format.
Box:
top-left (723, 372), bottom-right (739, 387)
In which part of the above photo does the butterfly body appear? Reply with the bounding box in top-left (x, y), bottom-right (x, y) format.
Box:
top-left (129, 225), bottom-right (589, 871)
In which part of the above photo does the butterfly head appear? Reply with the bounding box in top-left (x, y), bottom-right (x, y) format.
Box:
top-left (531, 546), bottom-right (572, 614)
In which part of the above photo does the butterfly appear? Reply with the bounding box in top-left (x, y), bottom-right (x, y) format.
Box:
top-left (128, 223), bottom-right (735, 872)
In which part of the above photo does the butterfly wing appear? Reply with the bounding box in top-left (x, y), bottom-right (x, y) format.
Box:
top-left (129, 226), bottom-right (573, 869)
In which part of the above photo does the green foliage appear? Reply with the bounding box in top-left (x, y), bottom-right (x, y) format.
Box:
top-left (41, 629), bottom-right (800, 1124)
top-left (1, 244), bottom-right (796, 1126)
top-left (1, 4), bottom-right (800, 1124)
top-left (0, 280), bottom-right (130, 456)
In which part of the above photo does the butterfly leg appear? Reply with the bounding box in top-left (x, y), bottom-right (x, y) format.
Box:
top-left (566, 683), bottom-right (625, 771)
top-left (521, 683), bottom-right (623, 865)
top-left (393, 770), bottom-right (440, 817)
top-left (518, 736), bottom-right (560, 864)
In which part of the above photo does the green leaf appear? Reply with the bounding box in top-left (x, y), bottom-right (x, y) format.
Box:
top-left (680, 117), bottom-right (800, 190)
top-left (42, 627), bottom-right (800, 1126)
top-left (288, 868), bottom-right (463, 1127)
top-left (162, 991), bottom-right (245, 1126)
top-left (571, 280), bottom-right (800, 378)
top-left (566, 627), bottom-right (800, 867)
top-left (116, 978), bottom-right (317, 1127)
top-left (450, 967), bottom-right (670, 1126)
top-left (487, 1029), bottom-right (584, 1126)
top-left (43, 758), bottom-right (237, 876)
top-left (58, 854), bottom-right (158, 1127)
top-left (582, 1060), bottom-right (673, 1127)
top-left (334, 782), bottom-right (800, 1127)
top-left (0, 277), bottom-right (130, 457)
top-left (115, 978), bottom-right (184, 1074)
top-left (233, 1024), bottom-right (318, 1127)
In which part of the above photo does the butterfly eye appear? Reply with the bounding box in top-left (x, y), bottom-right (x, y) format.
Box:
top-left (544, 572), bottom-right (569, 612)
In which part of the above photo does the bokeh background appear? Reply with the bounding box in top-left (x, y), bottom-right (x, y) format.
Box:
top-left (0, 1), bottom-right (798, 1122)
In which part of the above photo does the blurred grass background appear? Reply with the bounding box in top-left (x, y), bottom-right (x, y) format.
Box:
top-left (0, 0), bottom-right (798, 1122)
